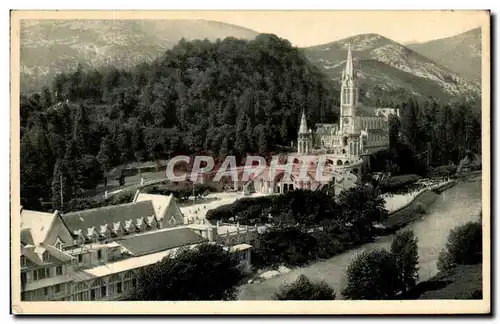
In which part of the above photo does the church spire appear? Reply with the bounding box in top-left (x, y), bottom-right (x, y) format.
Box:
top-left (344, 43), bottom-right (354, 80)
top-left (299, 110), bottom-right (309, 134)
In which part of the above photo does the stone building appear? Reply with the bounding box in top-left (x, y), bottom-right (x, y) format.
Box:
top-left (308, 44), bottom-right (397, 158)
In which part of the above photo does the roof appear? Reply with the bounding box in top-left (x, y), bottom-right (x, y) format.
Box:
top-left (22, 274), bottom-right (74, 292)
top-left (21, 244), bottom-right (74, 266)
top-left (21, 228), bottom-right (34, 246)
top-left (134, 193), bottom-right (175, 220)
top-left (77, 244), bottom-right (200, 278)
top-left (115, 227), bottom-right (207, 257)
top-left (20, 210), bottom-right (57, 245)
top-left (61, 201), bottom-right (156, 236)
top-left (299, 110), bottom-right (309, 134)
top-left (229, 244), bottom-right (252, 253)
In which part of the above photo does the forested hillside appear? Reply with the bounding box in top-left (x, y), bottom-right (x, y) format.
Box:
top-left (20, 34), bottom-right (482, 212)
top-left (20, 34), bottom-right (338, 210)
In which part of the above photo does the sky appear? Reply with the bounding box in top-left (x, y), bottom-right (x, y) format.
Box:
top-left (14, 10), bottom-right (488, 47)
top-left (171, 10), bottom-right (487, 47)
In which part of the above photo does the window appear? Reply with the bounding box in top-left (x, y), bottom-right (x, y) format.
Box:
top-left (43, 287), bottom-right (48, 296)
top-left (97, 250), bottom-right (102, 260)
top-left (101, 286), bottom-right (107, 298)
top-left (37, 268), bottom-right (46, 280)
top-left (117, 282), bottom-right (122, 294)
top-left (55, 284), bottom-right (61, 293)
top-left (45, 267), bottom-right (51, 278)
top-left (33, 270), bottom-right (38, 281)
top-left (78, 254), bottom-right (83, 263)
top-left (20, 256), bottom-right (27, 267)
top-left (55, 237), bottom-right (64, 251)
top-left (90, 289), bottom-right (96, 301)
top-left (42, 251), bottom-right (50, 262)
top-left (132, 279), bottom-right (137, 288)
top-left (56, 265), bottom-right (63, 276)
top-left (21, 272), bottom-right (27, 285)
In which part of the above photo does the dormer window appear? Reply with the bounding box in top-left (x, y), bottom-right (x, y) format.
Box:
top-left (20, 255), bottom-right (27, 267)
top-left (55, 237), bottom-right (64, 251)
top-left (42, 251), bottom-right (50, 262)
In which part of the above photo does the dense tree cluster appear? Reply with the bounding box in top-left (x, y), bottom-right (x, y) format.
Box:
top-left (437, 221), bottom-right (482, 272)
top-left (20, 33), bottom-right (481, 212)
top-left (131, 244), bottom-right (244, 301)
top-left (273, 274), bottom-right (336, 300)
top-left (212, 186), bottom-right (389, 268)
top-left (372, 97), bottom-right (481, 176)
top-left (20, 34), bottom-right (337, 210)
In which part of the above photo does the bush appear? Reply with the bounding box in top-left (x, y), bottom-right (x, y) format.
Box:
top-left (391, 230), bottom-right (419, 293)
top-left (378, 174), bottom-right (421, 194)
top-left (428, 165), bottom-right (456, 178)
top-left (342, 249), bottom-right (400, 300)
top-left (468, 289), bottom-right (482, 299)
top-left (273, 275), bottom-right (336, 300)
top-left (437, 221), bottom-right (482, 272)
top-left (414, 202), bottom-right (427, 214)
top-left (253, 227), bottom-right (319, 268)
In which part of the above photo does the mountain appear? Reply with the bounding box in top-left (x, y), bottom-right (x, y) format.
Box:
top-left (301, 33), bottom-right (480, 105)
top-left (20, 19), bottom-right (259, 92)
top-left (407, 28), bottom-right (481, 83)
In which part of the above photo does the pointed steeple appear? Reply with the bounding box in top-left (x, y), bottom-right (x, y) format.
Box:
top-left (299, 110), bottom-right (309, 134)
top-left (344, 43), bottom-right (354, 80)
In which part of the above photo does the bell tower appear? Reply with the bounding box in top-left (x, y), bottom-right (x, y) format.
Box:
top-left (297, 110), bottom-right (313, 154)
top-left (340, 44), bottom-right (359, 135)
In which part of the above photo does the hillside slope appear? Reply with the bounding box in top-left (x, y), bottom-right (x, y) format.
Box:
top-left (407, 28), bottom-right (481, 83)
top-left (302, 33), bottom-right (480, 104)
top-left (20, 19), bottom-right (259, 91)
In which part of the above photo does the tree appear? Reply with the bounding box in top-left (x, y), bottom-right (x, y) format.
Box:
top-left (72, 104), bottom-right (91, 154)
top-left (131, 244), bottom-right (244, 300)
top-left (273, 275), bottom-right (336, 300)
top-left (51, 158), bottom-right (73, 211)
top-left (391, 230), bottom-right (419, 293)
top-left (336, 185), bottom-right (388, 241)
top-left (97, 135), bottom-right (117, 174)
top-left (437, 221), bottom-right (482, 272)
top-left (342, 249), bottom-right (400, 300)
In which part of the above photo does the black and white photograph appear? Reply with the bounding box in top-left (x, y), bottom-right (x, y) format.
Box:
top-left (10, 9), bottom-right (490, 315)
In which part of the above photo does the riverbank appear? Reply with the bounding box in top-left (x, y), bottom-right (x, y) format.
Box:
top-left (380, 189), bottom-right (438, 232)
top-left (402, 263), bottom-right (482, 299)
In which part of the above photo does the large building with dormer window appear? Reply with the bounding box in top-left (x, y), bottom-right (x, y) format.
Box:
top-left (19, 191), bottom-right (253, 302)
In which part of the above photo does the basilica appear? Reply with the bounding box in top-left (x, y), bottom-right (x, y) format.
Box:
top-left (297, 44), bottom-right (398, 161)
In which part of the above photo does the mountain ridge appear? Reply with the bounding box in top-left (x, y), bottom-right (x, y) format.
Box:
top-left (20, 19), bottom-right (259, 91)
top-left (406, 28), bottom-right (481, 82)
top-left (301, 32), bottom-right (480, 104)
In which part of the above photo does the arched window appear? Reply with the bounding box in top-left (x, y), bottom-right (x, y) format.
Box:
top-left (337, 160), bottom-right (343, 166)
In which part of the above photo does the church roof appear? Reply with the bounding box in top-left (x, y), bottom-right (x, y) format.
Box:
top-left (299, 110), bottom-right (309, 134)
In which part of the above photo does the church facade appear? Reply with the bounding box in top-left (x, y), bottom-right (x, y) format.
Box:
top-left (298, 45), bottom-right (397, 159)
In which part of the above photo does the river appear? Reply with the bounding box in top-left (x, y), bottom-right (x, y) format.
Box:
top-left (237, 176), bottom-right (482, 300)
